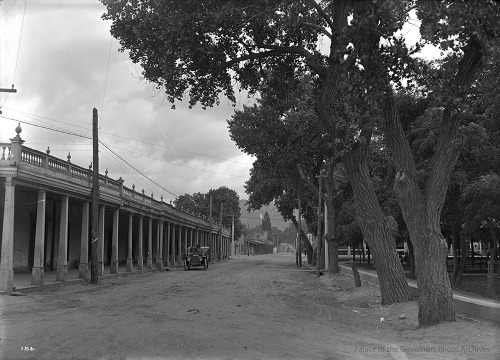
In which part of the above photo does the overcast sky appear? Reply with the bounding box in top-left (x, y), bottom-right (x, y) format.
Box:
top-left (0, 0), bottom-right (255, 204)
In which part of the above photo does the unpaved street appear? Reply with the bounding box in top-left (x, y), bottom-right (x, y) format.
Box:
top-left (0, 254), bottom-right (498, 360)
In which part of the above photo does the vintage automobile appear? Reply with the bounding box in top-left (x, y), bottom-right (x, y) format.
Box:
top-left (183, 246), bottom-right (209, 271)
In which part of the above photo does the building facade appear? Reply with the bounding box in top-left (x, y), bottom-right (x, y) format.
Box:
top-left (0, 125), bottom-right (232, 292)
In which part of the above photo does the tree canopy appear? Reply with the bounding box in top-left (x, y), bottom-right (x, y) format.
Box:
top-left (174, 186), bottom-right (244, 240)
top-left (102, 0), bottom-right (500, 326)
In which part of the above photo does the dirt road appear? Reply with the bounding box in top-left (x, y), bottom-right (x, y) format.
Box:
top-left (0, 254), bottom-right (498, 360)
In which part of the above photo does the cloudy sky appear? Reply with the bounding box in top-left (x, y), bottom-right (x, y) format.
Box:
top-left (0, 0), bottom-right (255, 204)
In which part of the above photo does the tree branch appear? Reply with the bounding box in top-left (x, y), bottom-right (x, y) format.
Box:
top-left (425, 37), bottom-right (484, 206)
top-left (297, 164), bottom-right (328, 203)
top-left (225, 49), bottom-right (286, 67)
top-left (301, 21), bottom-right (332, 39)
top-left (302, 0), bottom-right (337, 34)
top-left (225, 45), bottom-right (327, 77)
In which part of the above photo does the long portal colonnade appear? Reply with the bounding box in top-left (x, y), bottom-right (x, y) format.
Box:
top-left (0, 125), bottom-right (232, 292)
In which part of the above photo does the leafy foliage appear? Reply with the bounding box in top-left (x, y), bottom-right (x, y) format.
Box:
top-left (174, 186), bottom-right (244, 240)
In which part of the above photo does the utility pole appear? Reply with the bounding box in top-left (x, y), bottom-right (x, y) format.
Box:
top-left (298, 198), bottom-right (302, 267)
top-left (209, 195), bottom-right (213, 264)
top-left (316, 172), bottom-right (323, 278)
top-left (0, 85), bottom-right (17, 114)
top-left (231, 214), bottom-right (235, 258)
top-left (218, 202), bottom-right (223, 261)
top-left (91, 108), bottom-right (99, 284)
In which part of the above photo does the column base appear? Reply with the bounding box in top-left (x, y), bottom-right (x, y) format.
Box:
top-left (126, 258), bottom-right (133, 272)
top-left (56, 265), bottom-right (67, 282)
top-left (79, 263), bottom-right (89, 278)
top-left (137, 258), bottom-right (143, 271)
top-left (156, 258), bottom-right (163, 269)
top-left (0, 269), bottom-right (14, 292)
top-left (147, 258), bottom-right (153, 269)
top-left (31, 267), bottom-right (44, 285)
top-left (110, 260), bottom-right (118, 274)
top-left (98, 262), bottom-right (104, 276)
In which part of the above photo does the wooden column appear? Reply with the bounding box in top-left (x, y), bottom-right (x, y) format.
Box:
top-left (56, 196), bottom-right (69, 281)
top-left (127, 213), bottom-right (133, 272)
top-left (110, 208), bottom-right (119, 274)
top-left (78, 201), bottom-right (89, 278)
top-left (181, 226), bottom-right (186, 260)
top-left (0, 180), bottom-right (16, 291)
top-left (157, 220), bottom-right (163, 269)
top-left (31, 190), bottom-right (46, 285)
top-left (166, 222), bottom-right (171, 267)
top-left (171, 224), bottom-right (177, 267)
top-left (98, 205), bottom-right (106, 276)
top-left (137, 215), bottom-right (143, 271)
top-left (147, 218), bottom-right (153, 269)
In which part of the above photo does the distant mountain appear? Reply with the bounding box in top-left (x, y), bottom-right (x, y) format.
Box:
top-left (238, 199), bottom-right (289, 231)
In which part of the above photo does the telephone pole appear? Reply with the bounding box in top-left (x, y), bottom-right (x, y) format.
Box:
top-left (0, 85), bottom-right (17, 114)
top-left (316, 172), bottom-right (323, 278)
top-left (217, 202), bottom-right (223, 261)
top-left (231, 214), bottom-right (235, 258)
top-left (298, 198), bottom-right (302, 267)
top-left (90, 108), bottom-right (99, 284)
top-left (209, 195), bottom-right (213, 264)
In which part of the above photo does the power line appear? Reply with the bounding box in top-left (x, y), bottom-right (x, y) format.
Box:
top-left (100, 39), bottom-right (113, 123)
top-left (103, 142), bottom-right (250, 179)
top-left (99, 140), bottom-right (177, 198)
top-left (1, 114), bottom-right (306, 182)
top-left (0, 115), bottom-right (91, 139)
top-left (12, 0), bottom-right (27, 87)
top-left (99, 129), bottom-right (253, 165)
top-left (2, 105), bottom-right (251, 165)
top-left (2, 106), bottom-right (91, 131)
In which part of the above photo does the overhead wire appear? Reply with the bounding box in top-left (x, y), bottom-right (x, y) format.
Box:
top-left (3, 105), bottom-right (251, 165)
top-left (1, 0), bottom-right (27, 108)
top-left (100, 39), bottom-right (113, 123)
top-left (12, 0), bottom-right (27, 87)
top-left (99, 140), bottom-right (177, 198)
top-left (1, 114), bottom-right (306, 182)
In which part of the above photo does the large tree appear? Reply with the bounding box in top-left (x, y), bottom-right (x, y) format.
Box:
top-left (102, 0), bottom-right (500, 326)
top-left (174, 186), bottom-right (244, 241)
top-left (461, 173), bottom-right (500, 295)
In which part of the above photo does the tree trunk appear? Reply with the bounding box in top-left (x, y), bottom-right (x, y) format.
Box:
top-left (412, 226), bottom-right (455, 326)
top-left (291, 217), bottom-right (313, 264)
top-left (382, 38), bottom-right (482, 326)
top-left (350, 262), bottom-right (361, 287)
top-left (325, 160), bottom-right (339, 274)
top-left (343, 143), bottom-right (410, 305)
top-left (408, 240), bottom-right (415, 278)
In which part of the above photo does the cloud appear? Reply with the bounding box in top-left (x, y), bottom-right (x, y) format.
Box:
top-left (0, 0), bottom-right (254, 203)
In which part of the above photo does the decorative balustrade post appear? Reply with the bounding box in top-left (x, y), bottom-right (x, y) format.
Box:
top-left (118, 177), bottom-right (124, 200)
top-left (9, 123), bottom-right (24, 166)
top-left (87, 163), bottom-right (92, 185)
top-left (43, 147), bottom-right (50, 169)
top-left (66, 152), bottom-right (72, 177)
